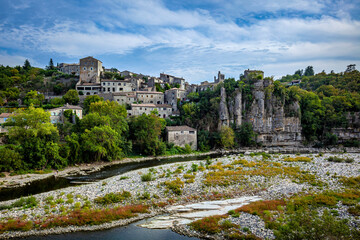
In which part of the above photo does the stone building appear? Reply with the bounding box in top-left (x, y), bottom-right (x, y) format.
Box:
top-left (166, 125), bottom-right (197, 150)
top-left (101, 80), bottom-right (133, 93)
top-left (57, 63), bottom-right (80, 76)
top-left (79, 56), bottom-right (103, 83)
top-left (128, 104), bottom-right (172, 118)
top-left (165, 88), bottom-right (187, 112)
top-left (243, 69), bottom-right (264, 80)
top-left (160, 73), bottom-right (185, 90)
top-left (136, 91), bottom-right (164, 104)
top-left (76, 83), bottom-right (102, 95)
top-left (113, 92), bottom-right (137, 105)
top-left (214, 71), bottom-right (225, 83)
top-left (47, 104), bottom-right (83, 124)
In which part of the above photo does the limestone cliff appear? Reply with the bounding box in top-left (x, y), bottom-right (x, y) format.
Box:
top-left (218, 87), bottom-right (230, 130)
top-left (221, 79), bottom-right (302, 146)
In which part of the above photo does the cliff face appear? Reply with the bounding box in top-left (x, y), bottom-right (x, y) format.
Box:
top-left (220, 78), bottom-right (302, 146)
top-left (331, 112), bottom-right (360, 142)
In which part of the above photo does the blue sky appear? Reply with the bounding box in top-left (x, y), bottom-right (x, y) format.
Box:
top-left (0, 0), bottom-right (359, 83)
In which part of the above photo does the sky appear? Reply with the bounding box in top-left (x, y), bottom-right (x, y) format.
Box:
top-left (0, 0), bottom-right (359, 84)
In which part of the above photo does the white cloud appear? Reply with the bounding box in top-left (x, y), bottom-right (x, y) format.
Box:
top-left (0, 52), bottom-right (34, 67)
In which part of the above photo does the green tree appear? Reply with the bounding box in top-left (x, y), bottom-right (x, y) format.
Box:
top-left (83, 95), bottom-right (103, 114)
top-left (129, 112), bottom-right (166, 156)
top-left (219, 126), bottom-right (235, 149)
top-left (50, 97), bottom-right (65, 106)
top-left (304, 66), bottom-right (314, 76)
top-left (236, 122), bottom-right (257, 146)
top-left (7, 106), bottom-right (65, 169)
top-left (81, 125), bottom-right (123, 162)
top-left (47, 58), bottom-right (55, 70)
top-left (0, 146), bottom-right (24, 171)
top-left (63, 89), bottom-right (79, 105)
top-left (23, 59), bottom-right (31, 71)
top-left (24, 90), bottom-right (44, 106)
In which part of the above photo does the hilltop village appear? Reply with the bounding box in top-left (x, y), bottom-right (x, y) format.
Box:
top-left (58, 56), bottom-right (261, 118)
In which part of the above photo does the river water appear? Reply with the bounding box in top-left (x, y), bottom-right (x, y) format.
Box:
top-left (0, 153), bottom-right (222, 201)
top-left (23, 218), bottom-right (199, 240)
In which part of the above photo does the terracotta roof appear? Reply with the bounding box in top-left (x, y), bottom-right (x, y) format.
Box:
top-left (166, 125), bottom-right (197, 132)
top-left (0, 113), bottom-right (12, 118)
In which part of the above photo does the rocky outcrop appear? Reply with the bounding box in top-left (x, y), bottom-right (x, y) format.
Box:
top-left (332, 112), bottom-right (360, 142)
top-left (221, 79), bottom-right (302, 146)
top-left (218, 87), bottom-right (229, 130)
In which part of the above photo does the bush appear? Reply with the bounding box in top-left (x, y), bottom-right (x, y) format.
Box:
top-left (141, 172), bottom-right (153, 182)
top-left (327, 156), bottom-right (354, 163)
top-left (189, 215), bottom-right (225, 234)
top-left (94, 191), bottom-right (131, 204)
top-left (164, 178), bottom-right (184, 195)
top-left (12, 196), bottom-right (38, 209)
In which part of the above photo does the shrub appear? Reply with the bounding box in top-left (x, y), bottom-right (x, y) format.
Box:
top-left (164, 178), bottom-right (184, 195)
top-left (327, 156), bottom-right (354, 163)
top-left (94, 191), bottom-right (131, 204)
top-left (141, 172), bottom-right (153, 182)
top-left (283, 157), bottom-right (312, 162)
top-left (138, 191), bottom-right (150, 200)
top-left (12, 196), bottom-right (38, 209)
top-left (191, 163), bottom-right (198, 172)
top-left (189, 215), bottom-right (225, 234)
top-left (348, 205), bottom-right (360, 216)
top-left (235, 200), bottom-right (286, 220)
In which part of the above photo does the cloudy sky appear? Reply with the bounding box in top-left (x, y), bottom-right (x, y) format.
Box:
top-left (0, 0), bottom-right (359, 83)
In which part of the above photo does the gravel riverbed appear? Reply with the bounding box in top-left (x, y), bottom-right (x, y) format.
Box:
top-left (0, 152), bottom-right (359, 239)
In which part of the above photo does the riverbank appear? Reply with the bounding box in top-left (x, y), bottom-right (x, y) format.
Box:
top-left (1, 152), bottom-right (359, 239)
top-left (1, 146), bottom-right (358, 190)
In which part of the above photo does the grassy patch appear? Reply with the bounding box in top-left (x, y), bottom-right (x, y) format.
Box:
top-left (327, 156), bottom-right (354, 163)
top-left (0, 196), bottom-right (38, 210)
top-left (283, 156), bottom-right (312, 162)
top-left (94, 191), bottom-right (131, 204)
top-left (0, 204), bottom-right (149, 233)
top-left (189, 215), bottom-right (226, 234)
top-left (141, 172), bottom-right (153, 182)
top-left (164, 178), bottom-right (184, 195)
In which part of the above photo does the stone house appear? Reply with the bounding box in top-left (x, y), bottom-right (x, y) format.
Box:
top-left (57, 63), bottom-right (80, 76)
top-left (76, 83), bottom-right (102, 96)
top-left (128, 104), bottom-right (172, 118)
top-left (113, 92), bottom-right (137, 105)
top-left (79, 56), bottom-right (103, 84)
top-left (136, 91), bottom-right (164, 104)
top-left (244, 69), bottom-right (264, 80)
top-left (47, 104), bottom-right (83, 124)
top-left (160, 73), bottom-right (185, 90)
top-left (166, 125), bottom-right (197, 150)
top-left (164, 88), bottom-right (187, 112)
top-left (101, 80), bottom-right (133, 93)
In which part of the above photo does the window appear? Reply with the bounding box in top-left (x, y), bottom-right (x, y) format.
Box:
top-left (113, 83), bottom-right (115, 86)
top-left (103, 83), bottom-right (105, 86)
top-left (140, 107), bottom-right (142, 110)
top-left (103, 88), bottom-right (105, 91)
top-left (163, 108), bottom-right (166, 110)
top-left (118, 83), bottom-right (121, 86)
top-left (85, 87), bottom-right (91, 90)
top-left (77, 87), bottom-right (84, 90)
top-left (117, 99), bottom-right (119, 101)
top-left (120, 88), bottom-right (123, 91)
top-left (107, 83), bottom-right (110, 86)
top-left (124, 83), bottom-right (126, 86)
top-left (189, 131), bottom-right (195, 134)
top-left (112, 88), bottom-right (115, 92)
top-left (108, 88), bottom-right (110, 91)
top-left (151, 95), bottom-right (153, 98)
top-left (90, 67), bottom-right (93, 70)
top-left (83, 67), bottom-right (86, 70)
